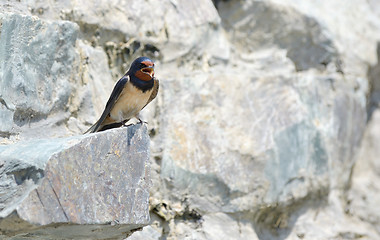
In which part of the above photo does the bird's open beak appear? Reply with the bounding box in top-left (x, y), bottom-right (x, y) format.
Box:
top-left (141, 67), bottom-right (155, 78)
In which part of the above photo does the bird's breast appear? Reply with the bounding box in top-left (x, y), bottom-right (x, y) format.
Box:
top-left (109, 81), bottom-right (153, 122)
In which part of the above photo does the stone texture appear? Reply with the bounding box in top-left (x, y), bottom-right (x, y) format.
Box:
top-left (1, 0), bottom-right (380, 239)
top-left (0, 125), bottom-right (150, 239)
top-left (219, 1), bottom-right (339, 71)
top-left (0, 12), bottom-right (80, 140)
top-left (22, 0), bottom-right (221, 62)
top-left (347, 110), bottom-right (380, 233)
top-left (273, 0), bottom-right (380, 75)
top-left (344, 20), bottom-right (380, 236)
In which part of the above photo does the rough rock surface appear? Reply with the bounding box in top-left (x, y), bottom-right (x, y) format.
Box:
top-left (347, 45), bottom-right (380, 235)
top-left (0, 125), bottom-right (150, 239)
top-left (1, 0), bottom-right (380, 239)
top-left (0, 12), bottom-right (79, 139)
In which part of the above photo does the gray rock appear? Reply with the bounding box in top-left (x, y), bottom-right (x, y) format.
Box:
top-left (348, 108), bottom-right (380, 232)
top-left (142, 0), bottom-right (379, 238)
top-left (74, 40), bottom-right (116, 127)
top-left (218, 1), bottom-right (338, 71)
top-left (127, 226), bottom-right (162, 240)
top-left (274, 0), bottom-right (380, 76)
top-left (0, 125), bottom-right (150, 239)
top-left (146, 67), bottom-right (367, 238)
top-left (22, 0), bottom-right (221, 62)
top-left (1, 0), bottom-right (380, 239)
top-left (0, 12), bottom-right (80, 139)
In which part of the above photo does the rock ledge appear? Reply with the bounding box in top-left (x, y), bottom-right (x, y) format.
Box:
top-left (0, 124), bottom-right (150, 239)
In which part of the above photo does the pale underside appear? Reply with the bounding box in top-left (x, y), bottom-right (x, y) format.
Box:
top-left (102, 81), bottom-right (153, 125)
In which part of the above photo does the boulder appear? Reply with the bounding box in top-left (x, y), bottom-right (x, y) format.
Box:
top-left (0, 125), bottom-right (150, 239)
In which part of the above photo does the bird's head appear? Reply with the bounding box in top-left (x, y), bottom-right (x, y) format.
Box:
top-left (130, 56), bottom-right (155, 81)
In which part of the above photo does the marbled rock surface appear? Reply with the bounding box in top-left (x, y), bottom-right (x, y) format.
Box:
top-left (1, 0), bottom-right (380, 239)
top-left (0, 125), bottom-right (150, 239)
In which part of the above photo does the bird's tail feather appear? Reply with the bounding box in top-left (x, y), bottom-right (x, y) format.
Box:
top-left (83, 120), bottom-right (127, 134)
top-left (83, 121), bottom-right (99, 134)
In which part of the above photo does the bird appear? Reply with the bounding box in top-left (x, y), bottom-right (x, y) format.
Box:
top-left (85, 56), bottom-right (159, 133)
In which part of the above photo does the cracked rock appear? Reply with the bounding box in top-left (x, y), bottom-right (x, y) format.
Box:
top-left (0, 125), bottom-right (150, 239)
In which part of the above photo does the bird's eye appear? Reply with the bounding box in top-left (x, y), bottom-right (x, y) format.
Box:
top-left (140, 63), bottom-right (146, 68)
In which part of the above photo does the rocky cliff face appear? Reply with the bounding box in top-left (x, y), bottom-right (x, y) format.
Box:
top-left (1, 0), bottom-right (380, 239)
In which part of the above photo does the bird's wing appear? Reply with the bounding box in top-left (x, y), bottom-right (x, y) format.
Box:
top-left (85, 75), bottom-right (130, 133)
top-left (142, 78), bottom-right (159, 110)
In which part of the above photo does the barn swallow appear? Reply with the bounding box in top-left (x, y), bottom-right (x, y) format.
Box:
top-left (85, 56), bottom-right (159, 133)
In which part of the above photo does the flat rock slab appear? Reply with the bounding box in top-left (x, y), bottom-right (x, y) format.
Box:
top-left (0, 124), bottom-right (150, 239)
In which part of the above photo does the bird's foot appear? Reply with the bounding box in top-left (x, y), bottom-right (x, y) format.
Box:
top-left (137, 118), bottom-right (148, 125)
top-left (121, 120), bottom-right (134, 128)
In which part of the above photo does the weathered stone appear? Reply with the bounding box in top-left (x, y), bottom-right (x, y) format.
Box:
top-left (218, 1), bottom-right (339, 71)
top-left (22, 0), bottom-right (221, 62)
top-left (276, 200), bottom-right (379, 240)
top-left (0, 12), bottom-right (80, 139)
top-left (1, 0), bottom-right (380, 239)
top-left (273, 0), bottom-right (380, 76)
top-left (141, 0), bottom-right (379, 238)
top-left (344, 12), bottom-right (380, 236)
top-left (0, 125), bottom-right (150, 239)
top-left (74, 40), bottom-right (116, 126)
top-left (127, 226), bottom-right (162, 240)
top-left (145, 65), bottom-right (367, 238)
top-left (347, 108), bottom-right (380, 233)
